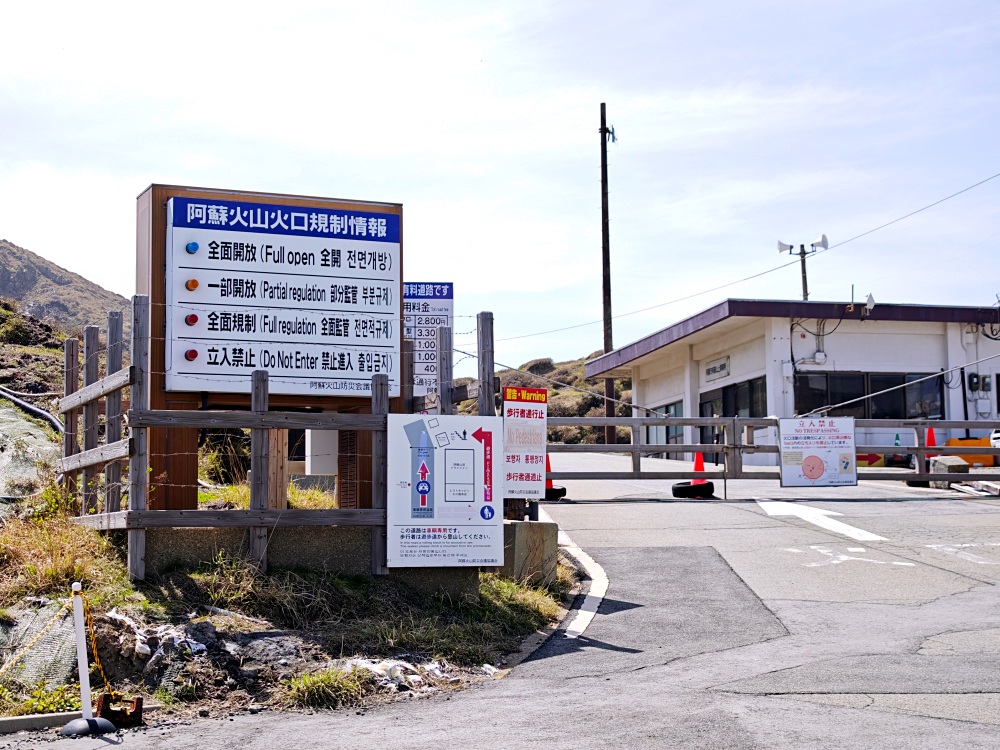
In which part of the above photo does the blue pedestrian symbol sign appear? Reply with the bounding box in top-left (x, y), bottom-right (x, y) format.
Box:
top-left (480, 505), bottom-right (495, 520)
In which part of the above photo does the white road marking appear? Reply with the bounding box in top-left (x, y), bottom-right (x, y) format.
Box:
top-left (926, 543), bottom-right (1000, 565)
top-left (756, 499), bottom-right (888, 542)
top-left (802, 545), bottom-right (915, 567)
top-left (538, 507), bottom-right (609, 640)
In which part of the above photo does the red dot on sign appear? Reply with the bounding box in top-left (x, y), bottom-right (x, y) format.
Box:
top-left (185, 314), bottom-right (198, 326)
top-left (185, 279), bottom-right (199, 291)
top-left (184, 349), bottom-right (198, 361)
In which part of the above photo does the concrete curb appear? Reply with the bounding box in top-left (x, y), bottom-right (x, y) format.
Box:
top-left (0, 710), bottom-right (84, 735)
top-left (0, 703), bottom-right (162, 735)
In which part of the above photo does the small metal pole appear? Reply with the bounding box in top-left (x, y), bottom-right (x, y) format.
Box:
top-left (71, 583), bottom-right (93, 720)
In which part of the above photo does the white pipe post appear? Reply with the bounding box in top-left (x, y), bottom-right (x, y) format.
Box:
top-left (71, 582), bottom-right (94, 720)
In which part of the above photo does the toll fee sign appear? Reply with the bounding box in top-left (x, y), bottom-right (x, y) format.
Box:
top-left (502, 386), bottom-right (547, 498)
top-left (386, 414), bottom-right (504, 567)
top-left (165, 196), bottom-right (401, 397)
top-left (403, 283), bottom-right (453, 403)
top-left (778, 417), bottom-right (858, 487)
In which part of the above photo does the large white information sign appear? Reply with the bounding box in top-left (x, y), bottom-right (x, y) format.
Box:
top-left (778, 417), bottom-right (858, 487)
top-left (502, 386), bottom-right (547, 499)
top-left (165, 196), bottom-right (400, 397)
top-left (403, 282), bottom-right (453, 401)
top-left (387, 414), bottom-right (504, 567)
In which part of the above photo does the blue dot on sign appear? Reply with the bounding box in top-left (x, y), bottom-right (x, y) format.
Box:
top-left (185, 242), bottom-right (199, 254)
top-left (480, 505), bottom-right (494, 520)
top-left (416, 481), bottom-right (431, 494)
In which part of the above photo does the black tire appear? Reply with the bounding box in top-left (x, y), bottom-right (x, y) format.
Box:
top-left (545, 485), bottom-right (567, 502)
top-left (672, 480), bottom-right (715, 499)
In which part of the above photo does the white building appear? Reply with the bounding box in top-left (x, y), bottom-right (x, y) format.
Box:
top-left (585, 299), bottom-right (1000, 463)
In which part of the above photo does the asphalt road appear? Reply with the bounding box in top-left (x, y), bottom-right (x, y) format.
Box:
top-left (10, 454), bottom-right (1000, 749)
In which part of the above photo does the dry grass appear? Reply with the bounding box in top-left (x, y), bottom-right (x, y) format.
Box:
top-left (197, 482), bottom-right (337, 509)
top-left (146, 552), bottom-right (572, 666)
top-left (279, 667), bottom-right (378, 709)
top-left (0, 508), bottom-right (131, 608)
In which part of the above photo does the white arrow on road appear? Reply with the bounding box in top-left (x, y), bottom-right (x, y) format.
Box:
top-left (755, 500), bottom-right (887, 542)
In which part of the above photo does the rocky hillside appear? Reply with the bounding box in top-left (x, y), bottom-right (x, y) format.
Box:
top-left (0, 238), bottom-right (128, 333)
top-left (0, 299), bottom-right (64, 394)
top-left (457, 353), bottom-right (632, 443)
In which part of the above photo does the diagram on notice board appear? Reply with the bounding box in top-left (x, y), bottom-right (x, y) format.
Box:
top-left (387, 414), bottom-right (504, 567)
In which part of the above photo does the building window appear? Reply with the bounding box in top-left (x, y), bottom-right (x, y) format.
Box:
top-left (698, 376), bottom-right (767, 445)
top-left (646, 401), bottom-right (683, 457)
top-left (793, 372), bottom-right (943, 419)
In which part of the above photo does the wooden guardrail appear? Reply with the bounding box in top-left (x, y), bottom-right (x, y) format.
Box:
top-left (59, 310), bottom-right (132, 514)
top-left (545, 416), bottom-right (1000, 483)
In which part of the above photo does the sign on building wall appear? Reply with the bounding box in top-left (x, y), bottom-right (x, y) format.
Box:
top-left (164, 196), bottom-right (401, 397)
top-left (403, 282), bottom-right (453, 403)
top-left (502, 386), bottom-right (547, 499)
top-left (704, 356), bottom-right (730, 382)
top-left (386, 414), bottom-right (504, 567)
top-left (778, 417), bottom-right (858, 487)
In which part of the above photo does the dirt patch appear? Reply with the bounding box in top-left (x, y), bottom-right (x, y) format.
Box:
top-left (88, 609), bottom-right (495, 718)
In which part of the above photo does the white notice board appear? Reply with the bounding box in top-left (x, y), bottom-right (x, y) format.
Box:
top-left (387, 414), bottom-right (504, 567)
top-left (403, 282), bottom-right (453, 403)
top-left (165, 196), bottom-right (401, 397)
top-left (778, 417), bottom-right (858, 487)
top-left (502, 386), bottom-right (547, 499)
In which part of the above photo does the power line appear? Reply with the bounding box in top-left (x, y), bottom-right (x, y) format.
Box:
top-left (483, 171), bottom-right (1000, 345)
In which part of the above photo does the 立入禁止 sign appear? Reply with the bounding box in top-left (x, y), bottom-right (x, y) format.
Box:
top-left (778, 417), bottom-right (857, 487)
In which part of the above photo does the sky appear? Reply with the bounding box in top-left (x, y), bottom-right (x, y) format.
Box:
top-left (2, 0), bottom-right (999, 380)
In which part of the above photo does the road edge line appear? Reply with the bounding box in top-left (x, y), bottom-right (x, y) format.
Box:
top-left (538, 507), bottom-right (608, 639)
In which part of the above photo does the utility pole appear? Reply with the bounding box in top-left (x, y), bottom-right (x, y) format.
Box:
top-left (600, 103), bottom-right (616, 445)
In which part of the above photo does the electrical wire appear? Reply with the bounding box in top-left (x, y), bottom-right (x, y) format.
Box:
top-left (480, 170), bottom-right (1000, 345)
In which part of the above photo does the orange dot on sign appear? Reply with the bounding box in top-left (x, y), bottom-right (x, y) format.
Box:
top-left (185, 279), bottom-right (199, 291)
top-left (802, 455), bottom-right (825, 480)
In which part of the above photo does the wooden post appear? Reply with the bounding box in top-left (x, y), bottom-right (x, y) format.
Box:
top-left (267, 430), bottom-right (289, 510)
top-left (81, 326), bottom-right (99, 514)
top-left (727, 418), bottom-right (744, 479)
top-left (105, 311), bottom-right (123, 513)
top-left (128, 296), bottom-right (149, 581)
top-left (401, 339), bottom-right (414, 414)
top-left (370, 374), bottom-right (389, 575)
top-left (438, 326), bottom-right (454, 416)
top-left (250, 370), bottom-right (270, 570)
top-left (477, 312), bottom-right (495, 417)
top-left (631, 420), bottom-right (641, 475)
top-left (63, 338), bottom-right (80, 503)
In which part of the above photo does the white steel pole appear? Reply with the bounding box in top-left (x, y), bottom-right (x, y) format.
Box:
top-left (71, 582), bottom-right (94, 720)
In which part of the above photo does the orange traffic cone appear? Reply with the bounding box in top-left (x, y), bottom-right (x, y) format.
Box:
top-left (545, 453), bottom-right (554, 490)
top-left (926, 427), bottom-right (937, 460)
top-left (692, 452), bottom-right (707, 485)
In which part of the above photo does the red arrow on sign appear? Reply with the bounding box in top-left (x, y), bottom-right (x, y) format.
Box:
top-left (472, 427), bottom-right (493, 503)
top-left (418, 462), bottom-right (429, 480)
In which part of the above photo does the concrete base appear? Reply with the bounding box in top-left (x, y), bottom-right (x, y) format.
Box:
top-left (145, 527), bottom-right (484, 597)
top-left (930, 455), bottom-right (969, 489)
top-left (502, 521), bottom-right (558, 586)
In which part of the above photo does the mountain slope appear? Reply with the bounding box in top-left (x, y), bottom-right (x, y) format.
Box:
top-left (0, 239), bottom-right (128, 333)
